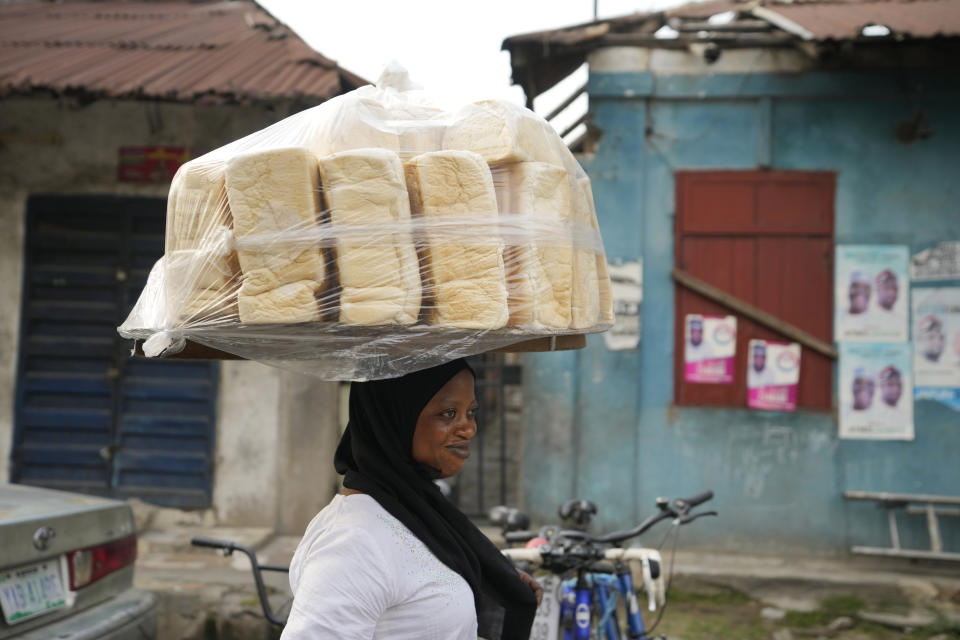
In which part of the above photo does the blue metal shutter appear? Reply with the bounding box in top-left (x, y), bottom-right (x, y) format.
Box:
top-left (13, 195), bottom-right (218, 508)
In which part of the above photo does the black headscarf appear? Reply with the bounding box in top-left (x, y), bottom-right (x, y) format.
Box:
top-left (334, 359), bottom-right (537, 640)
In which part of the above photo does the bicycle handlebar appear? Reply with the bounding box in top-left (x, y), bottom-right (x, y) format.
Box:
top-left (499, 492), bottom-right (715, 548)
top-left (681, 510), bottom-right (718, 524)
top-left (503, 547), bottom-right (653, 565)
top-left (190, 536), bottom-right (236, 550)
top-left (519, 490), bottom-right (715, 546)
top-left (592, 510), bottom-right (673, 544)
top-left (678, 490), bottom-right (713, 509)
top-left (603, 490), bottom-right (714, 543)
top-left (503, 547), bottom-right (668, 612)
top-left (504, 530), bottom-right (538, 543)
top-left (189, 536), bottom-right (288, 626)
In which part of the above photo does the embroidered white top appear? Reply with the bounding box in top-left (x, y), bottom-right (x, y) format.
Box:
top-left (281, 493), bottom-right (478, 639)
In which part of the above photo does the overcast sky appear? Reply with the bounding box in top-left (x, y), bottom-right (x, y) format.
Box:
top-left (257, 0), bottom-right (685, 136)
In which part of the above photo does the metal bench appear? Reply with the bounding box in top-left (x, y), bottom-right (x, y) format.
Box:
top-left (844, 491), bottom-right (960, 562)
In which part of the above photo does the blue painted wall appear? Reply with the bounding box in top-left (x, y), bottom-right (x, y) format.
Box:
top-left (522, 68), bottom-right (960, 554)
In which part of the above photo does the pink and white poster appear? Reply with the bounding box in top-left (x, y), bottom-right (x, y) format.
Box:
top-left (684, 314), bottom-right (736, 384)
top-left (747, 340), bottom-right (801, 411)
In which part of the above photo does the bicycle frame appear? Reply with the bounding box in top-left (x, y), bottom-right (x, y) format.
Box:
top-left (499, 489), bottom-right (714, 639)
top-left (511, 547), bottom-right (664, 640)
top-left (559, 564), bottom-right (648, 640)
top-left (573, 570), bottom-right (591, 638)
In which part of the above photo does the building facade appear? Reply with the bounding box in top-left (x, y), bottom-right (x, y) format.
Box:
top-left (508, 0), bottom-right (960, 554)
top-left (0, 1), bottom-right (365, 533)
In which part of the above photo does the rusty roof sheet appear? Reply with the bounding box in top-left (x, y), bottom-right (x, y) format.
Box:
top-left (0, 1), bottom-right (369, 103)
top-left (761, 0), bottom-right (960, 40)
top-left (502, 12), bottom-right (655, 49)
top-left (505, 0), bottom-right (960, 48)
top-left (665, 0), bottom-right (744, 20)
top-left (503, 0), bottom-right (959, 104)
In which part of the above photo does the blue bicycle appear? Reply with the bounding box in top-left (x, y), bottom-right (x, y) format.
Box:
top-left (492, 491), bottom-right (716, 640)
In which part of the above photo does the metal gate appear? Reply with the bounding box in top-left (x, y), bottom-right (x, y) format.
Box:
top-left (12, 194), bottom-right (218, 508)
top-left (454, 353), bottom-right (523, 518)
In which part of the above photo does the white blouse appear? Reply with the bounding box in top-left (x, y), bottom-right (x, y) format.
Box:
top-left (281, 493), bottom-right (478, 639)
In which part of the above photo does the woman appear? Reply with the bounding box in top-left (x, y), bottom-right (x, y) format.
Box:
top-left (281, 359), bottom-right (541, 639)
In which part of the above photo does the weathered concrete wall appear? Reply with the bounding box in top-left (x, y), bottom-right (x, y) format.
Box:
top-left (589, 45), bottom-right (813, 75)
top-left (212, 362), bottom-right (281, 526)
top-left (522, 53), bottom-right (960, 554)
top-left (1, 95), bottom-right (340, 529)
top-left (275, 369), bottom-right (341, 535)
top-left (0, 191), bottom-right (26, 484)
top-left (0, 96), bottom-right (286, 193)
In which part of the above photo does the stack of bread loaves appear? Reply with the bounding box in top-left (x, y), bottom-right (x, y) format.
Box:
top-left (122, 65), bottom-right (613, 379)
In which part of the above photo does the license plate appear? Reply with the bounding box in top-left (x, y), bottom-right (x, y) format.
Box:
top-left (0, 559), bottom-right (67, 625)
top-left (528, 575), bottom-right (561, 640)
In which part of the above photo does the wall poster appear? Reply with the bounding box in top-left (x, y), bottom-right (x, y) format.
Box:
top-left (604, 261), bottom-right (642, 351)
top-left (835, 245), bottom-right (909, 343)
top-left (747, 340), bottom-right (801, 411)
top-left (683, 314), bottom-right (736, 384)
top-left (839, 343), bottom-right (914, 440)
top-left (910, 242), bottom-right (960, 282)
top-left (913, 287), bottom-right (960, 411)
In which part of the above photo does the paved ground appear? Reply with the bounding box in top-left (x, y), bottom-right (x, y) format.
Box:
top-left (136, 528), bottom-right (295, 639)
top-left (134, 526), bottom-right (960, 639)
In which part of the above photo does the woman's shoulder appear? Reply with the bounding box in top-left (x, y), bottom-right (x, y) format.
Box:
top-left (302, 494), bottom-right (409, 553)
top-left (327, 493), bottom-right (396, 526)
top-left (291, 495), bottom-right (398, 587)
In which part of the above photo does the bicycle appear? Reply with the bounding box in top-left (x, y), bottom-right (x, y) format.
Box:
top-left (491, 491), bottom-right (716, 640)
top-left (189, 536), bottom-right (290, 627)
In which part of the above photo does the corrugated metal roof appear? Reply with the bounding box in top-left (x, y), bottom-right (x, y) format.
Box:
top-left (503, 0), bottom-right (959, 102)
top-left (0, 1), bottom-right (369, 103)
top-left (763, 0), bottom-right (960, 40)
top-left (502, 12), bottom-right (656, 50)
top-left (505, 0), bottom-right (960, 47)
top-left (666, 0), bottom-right (743, 20)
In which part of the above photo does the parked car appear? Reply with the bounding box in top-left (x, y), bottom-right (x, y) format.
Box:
top-left (0, 483), bottom-right (156, 639)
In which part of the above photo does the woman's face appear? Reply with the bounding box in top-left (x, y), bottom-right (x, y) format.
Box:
top-left (412, 369), bottom-right (478, 478)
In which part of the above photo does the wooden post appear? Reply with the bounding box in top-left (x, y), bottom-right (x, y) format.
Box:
top-left (672, 268), bottom-right (838, 359)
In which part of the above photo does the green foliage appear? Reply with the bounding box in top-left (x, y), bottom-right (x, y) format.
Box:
top-left (653, 585), bottom-right (762, 640)
top-left (680, 616), bottom-right (770, 640)
top-left (782, 609), bottom-right (825, 628)
top-left (904, 615), bottom-right (960, 638)
top-left (820, 594), bottom-right (866, 616)
top-left (667, 586), bottom-right (753, 606)
top-left (203, 612), bottom-right (219, 640)
top-left (783, 593), bottom-right (866, 628)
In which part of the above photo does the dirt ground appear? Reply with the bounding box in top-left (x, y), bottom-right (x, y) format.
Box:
top-left (137, 525), bottom-right (960, 640)
top-left (648, 577), bottom-right (960, 640)
top-left (152, 574), bottom-right (960, 640)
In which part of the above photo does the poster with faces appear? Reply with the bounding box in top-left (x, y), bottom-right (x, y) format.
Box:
top-left (912, 287), bottom-right (960, 411)
top-left (747, 340), bottom-right (801, 411)
top-left (835, 245), bottom-right (909, 343)
top-left (839, 343), bottom-right (914, 440)
top-left (684, 314), bottom-right (737, 384)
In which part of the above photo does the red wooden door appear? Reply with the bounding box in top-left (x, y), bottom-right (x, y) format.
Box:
top-left (674, 171), bottom-right (835, 410)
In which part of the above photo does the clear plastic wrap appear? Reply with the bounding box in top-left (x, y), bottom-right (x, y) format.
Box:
top-left (119, 64), bottom-right (613, 380)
